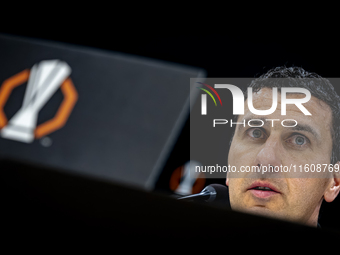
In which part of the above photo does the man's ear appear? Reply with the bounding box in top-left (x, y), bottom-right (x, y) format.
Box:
top-left (324, 161), bottom-right (340, 203)
top-left (226, 171), bottom-right (229, 186)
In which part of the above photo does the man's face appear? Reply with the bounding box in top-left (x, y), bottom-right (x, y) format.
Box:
top-left (227, 87), bottom-right (335, 226)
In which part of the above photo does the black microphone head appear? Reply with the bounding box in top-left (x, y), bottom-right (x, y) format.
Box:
top-left (205, 184), bottom-right (230, 208)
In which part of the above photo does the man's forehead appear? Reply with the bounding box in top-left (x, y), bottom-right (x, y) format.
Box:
top-left (239, 87), bottom-right (333, 140)
top-left (246, 87), bottom-right (331, 117)
top-left (252, 87), bottom-right (308, 99)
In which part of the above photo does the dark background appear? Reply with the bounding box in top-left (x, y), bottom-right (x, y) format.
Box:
top-left (1, 25), bottom-right (339, 231)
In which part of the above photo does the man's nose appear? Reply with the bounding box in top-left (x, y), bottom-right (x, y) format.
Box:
top-left (255, 136), bottom-right (282, 168)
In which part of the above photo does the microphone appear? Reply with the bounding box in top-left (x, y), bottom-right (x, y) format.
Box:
top-left (177, 184), bottom-right (230, 208)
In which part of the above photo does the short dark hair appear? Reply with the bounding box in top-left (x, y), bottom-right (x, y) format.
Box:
top-left (230, 66), bottom-right (340, 164)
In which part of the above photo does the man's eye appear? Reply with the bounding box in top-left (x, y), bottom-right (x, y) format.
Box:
top-left (247, 128), bottom-right (265, 139)
top-left (286, 134), bottom-right (310, 147)
top-left (295, 136), bottom-right (305, 145)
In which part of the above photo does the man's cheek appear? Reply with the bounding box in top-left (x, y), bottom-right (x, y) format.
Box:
top-left (293, 179), bottom-right (326, 201)
top-left (228, 180), bottom-right (245, 207)
top-left (229, 141), bottom-right (256, 163)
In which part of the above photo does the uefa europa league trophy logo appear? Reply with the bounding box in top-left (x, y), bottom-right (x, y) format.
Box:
top-left (1, 60), bottom-right (71, 143)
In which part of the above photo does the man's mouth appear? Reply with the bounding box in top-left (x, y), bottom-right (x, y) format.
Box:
top-left (247, 181), bottom-right (281, 199)
top-left (251, 186), bottom-right (275, 191)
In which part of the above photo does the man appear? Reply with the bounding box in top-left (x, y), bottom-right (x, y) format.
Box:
top-left (226, 66), bottom-right (340, 227)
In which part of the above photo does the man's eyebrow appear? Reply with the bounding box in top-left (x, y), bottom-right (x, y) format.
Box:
top-left (236, 117), bottom-right (268, 131)
top-left (289, 122), bottom-right (320, 139)
top-left (240, 117), bottom-right (268, 127)
top-left (242, 117), bottom-right (267, 126)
